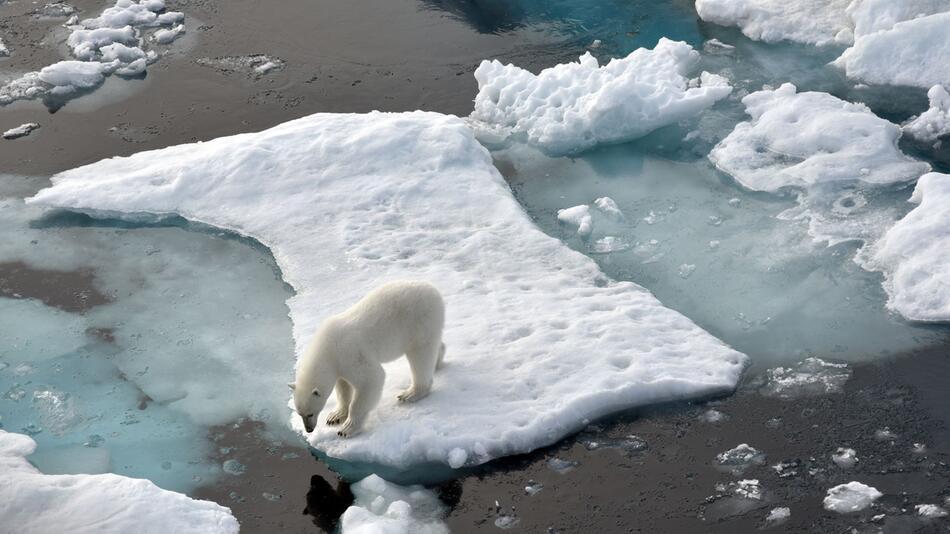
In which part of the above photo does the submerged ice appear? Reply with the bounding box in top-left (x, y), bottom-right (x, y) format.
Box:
top-left (29, 111), bottom-right (747, 469)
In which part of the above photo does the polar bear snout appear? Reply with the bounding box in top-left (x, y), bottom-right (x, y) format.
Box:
top-left (302, 414), bottom-right (316, 433)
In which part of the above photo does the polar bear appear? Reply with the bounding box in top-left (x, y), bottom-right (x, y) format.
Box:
top-left (290, 280), bottom-right (445, 437)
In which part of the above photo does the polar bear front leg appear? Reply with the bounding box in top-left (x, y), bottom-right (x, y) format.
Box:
top-left (338, 365), bottom-right (384, 438)
top-left (326, 379), bottom-right (352, 426)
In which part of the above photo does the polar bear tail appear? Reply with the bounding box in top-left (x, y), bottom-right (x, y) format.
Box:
top-left (436, 342), bottom-right (446, 370)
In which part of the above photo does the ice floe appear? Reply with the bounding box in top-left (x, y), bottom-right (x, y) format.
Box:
top-left (470, 38), bottom-right (732, 154)
top-left (709, 83), bottom-right (929, 193)
top-left (823, 481), bottom-right (882, 513)
top-left (340, 475), bottom-right (448, 534)
top-left (916, 504), bottom-right (949, 518)
top-left (695, 0), bottom-right (854, 46)
top-left (904, 85), bottom-right (950, 143)
top-left (3, 123), bottom-right (40, 140)
top-left (859, 173), bottom-right (950, 321)
top-left (0, 430), bottom-right (239, 534)
top-left (557, 204), bottom-right (593, 237)
top-left (29, 111), bottom-right (747, 469)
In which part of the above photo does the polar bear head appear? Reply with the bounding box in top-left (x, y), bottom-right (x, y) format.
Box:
top-left (290, 381), bottom-right (330, 433)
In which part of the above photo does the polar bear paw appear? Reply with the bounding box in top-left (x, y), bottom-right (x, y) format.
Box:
top-left (397, 386), bottom-right (429, 403)
top-left (326, 409), bottom-right (347, 426)
top-left (337, 419), bottom-right (361, 438)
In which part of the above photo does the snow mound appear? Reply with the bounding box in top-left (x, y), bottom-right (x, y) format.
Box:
top-left (860, 173), bottom-right (950, 321)
top-left (823, 481), bottom-right (882, 513)
top-left (29, 111), bottom-right (747, 469)
top-left (904, 85), bottom-right (950, 142)
top-left (470, 38), bottom-right (732, 154)
top-left (834, 12), bottom-right (950, 89)
top-left (340, 475), bottom-right (448, 534)
top-left (0, 431), bottom-right (238, 534)
top-left (709, 83), bottom-right (928, 192)
top-left (695, 0), bottom-right (854, 46)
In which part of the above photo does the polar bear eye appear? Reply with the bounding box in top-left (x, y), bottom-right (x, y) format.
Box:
top-left (312, 388), bottom-right (321, 397)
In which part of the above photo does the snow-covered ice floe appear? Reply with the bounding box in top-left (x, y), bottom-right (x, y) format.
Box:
top-left (0, 430), bottom-right (238, 534)
top-left (859, 173), bottom-right (950, 322)
top-left (695, 0), bottom-right (854, 46)
top-left (469, 38), bottom-right (732, 155)
top-left (340, 475), bottom-right (448, 534)
top-left (904, 85), bottom-right (950, 143)
top-left (709, 83), bottom-right (928, 193)
top-left (823, 481), bottom-right (882, 513)
top-left (3, 122), bottom-right (40, 139)
top-left (29, 111), bottom-right (747, 469)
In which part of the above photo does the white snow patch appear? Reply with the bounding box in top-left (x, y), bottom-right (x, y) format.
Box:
top-left (0, 430), bottom-right (238, 534)
top-left (340, 475), bottom-right (448, 534)
top-left (3, 123), bottom-right (40, 140)
top-left (470, 38), bottom-right (732, 154)
top-left (859, 173), bottom-right (950, 321)
top-left (28, 111), bottom-right (747, 469)
top-left (823, 481), bottom-right (882, 513)
top-left (904, 85), bottom-right (950, 142)
top-left (709, 83), bottom-right (929, 193)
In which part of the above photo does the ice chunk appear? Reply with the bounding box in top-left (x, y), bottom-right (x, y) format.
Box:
top-left (833, 13), bottom-right (950, 89)
top-left (823, 481), bottom-right (882, 513)
top-left (29, 112), bottom-right (747, 469)
top-left (557, 205), bottom-right (593, 237)
top-left (831, 447), bottom-right (858, 469)
top-left (340, 474), bottom-right (448, 534)
top-left (846, 0), bottom-right (950, 39)
top-left (716, 443), bottom-right (765, 473)
top-left (709, 83), bottom-right (929, 193)
top-left (195, 55), bottom-right (285, 78)
top-left (547, 457), bottom-right (578, 474)
top-left (699, 409), bottom-right (727, 423)
top-left (39, 60), bottom-right (106, 96)
top-left (593, 197), bottom-right (625, 222)
top-left (3, 123), bottom-right (40, 140)
top-left (470, 38), bottom-right (732, 154)
top-left (99, 43), bottom-right (148, 76)
top-left (859, 173), bottom-right (950, 321)
top-left (81, 1), bottom-right (158, 29)
top-left (0, 37), bottom-right (9, 57)
top-left (904, 85), bottom-right (950, 142)
top-left (153, 24), bottom-right (185, 45)
top-left (765, 506), bottom-right (790, 525)
top-left (0, 431), bottom-right (238, 533)
top-left (916, 504), bottom-right (949, 518)
top-left (695, 0), bottom-right (853, 46)
top-left (761, 357), bottom-right (851, 399)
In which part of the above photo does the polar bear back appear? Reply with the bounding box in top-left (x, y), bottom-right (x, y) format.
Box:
top-left (331, 280), bottom-right (445, 364)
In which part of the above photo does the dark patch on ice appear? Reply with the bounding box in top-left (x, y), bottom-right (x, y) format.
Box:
top-left (0, 260), bottom-right (110, 313)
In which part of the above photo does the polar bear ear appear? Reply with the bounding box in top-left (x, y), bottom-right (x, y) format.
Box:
top-left (287, 382), bottom-right (296, 391)
top-left (312, 388), bottom-right (321, 397)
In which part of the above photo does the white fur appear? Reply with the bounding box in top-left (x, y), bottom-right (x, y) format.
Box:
top-left (291, 280), bottom-right (445, 437)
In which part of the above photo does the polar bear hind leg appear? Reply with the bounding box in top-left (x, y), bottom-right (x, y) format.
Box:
top-left (326, 379), bottom-right (353, 426)
top-left (398, 339), bottom-right (442, 403)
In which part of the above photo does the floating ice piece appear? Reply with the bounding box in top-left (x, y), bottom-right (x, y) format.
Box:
top-left (846, 0), bottom-right (950, 39)
top-left (40, 61), bottom-right (106, 96)
top-left (832, 447), bottom-right (858, 469)
top-left (67, 26), bottom-right (138, 61)
top-left (760, 357), bottom-right (851, 399)
top-left (860, 173), bottom-right (950, 321)
top-left (916, 504), bottom-right (949, 518)
top-left (99, 43), bottom-right (148, 76)
top-left (715, 479), bottom-right (763, 500)
top-left (699, 409), bottom-right (727, 423)
top-left (904, 85), bottom-right (950, 143)
top-left (709, 83), bottom-right (929, 193)
top-left (695, 0), bottom-right (853, 46)
top-left (470, 38), bottom-right (732, 154)
top-left (834, 12), bottom-right (950, 89)
top-left (153, 24), bottom-right (185, 45)
top-left (0, 430), bottom-right (238, 533)
top-left (547, 457), bottom-right (578, 474)
top-left (29, 112), bottom-right (746, 469)
top-left (823, 481), bottom-right (882, 513)
top-left (196, 55), bottom-right (285, 78)
top-left (524, 480), bottom-right (543, 495)
top-left (557, 205), bottom-right (593, 237)
top-left (3, 123), bottom-right (40, 140)
top-left (593, 197), bottom-right (625, 222)
top-left (589, 236), bottom-right (630, 254)
top-left (874, 427), bottom-right (896, 441)
top-left (340, 474), bottom-right (448, 534)
top-left (716, 443), bottom-right (765, 473)
top-left (0, 37), bottom-right (8, 57)
top-left (765, 506), bottom-right (790, 525)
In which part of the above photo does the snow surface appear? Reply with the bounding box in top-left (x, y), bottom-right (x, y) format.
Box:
top-left (29, 111), bottom-right (747, 469)
top-left (695, 0), bottom-right (853, 46)
top-left (3, 122), bottom-right (40, 139)
top-left (0, 430), bottom-right (238, 534)
top-left (904, 85), bottom-right (950, 142)
top-left (709, 83), bottom-right (929, 193)
top-left (834, 12), bottom-right (950, 89)
top-left (340, 475), bottom-right (448, 534)
top-left (823, 481), bottom-right (882, 513)
top-left (469, 38), bottom-right (732, 154)
top-left (860, 173), bottom-right (950, 321)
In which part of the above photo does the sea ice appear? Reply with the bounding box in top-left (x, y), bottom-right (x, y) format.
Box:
top-left (916, 504), bottom-right (949, 518)
top-left (0, 37), bottom-right (9, 57)
top-left (823, 481), bottom-right (882, 513)
top-left (716, 443), bottom-right (765, 473)
top-left (765, 506), bottom-right (790, 525)
top-left (470, 38), bottom-right (732, 154)
top-left (3, 123), bottom-right (40, 140)
top-left (339, 474), bottom-right (448, 534)
top-left (904, 85), bottom-right (950, 143)
top-left (557, 204), bottom-right (593, 237)
top-left (29, 111), bottom-right (747, 469)
top-left (760, 357), bottom-right (851, 399)
top-left (709, 83), bottom-right (929, 193)
top-left (859, 173), bottom-right (950, 321)
top-left (0, 431), bottom-right (238, 534)
top-left (153, 24), bottom-right (185, 45)
top-left (695, 0), bottom-right (853, 46)
top-left (833, 12), bottom-right (950, 89)
top-left (832, 447), bottom-right (858, 469)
